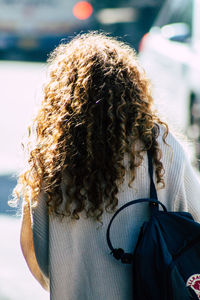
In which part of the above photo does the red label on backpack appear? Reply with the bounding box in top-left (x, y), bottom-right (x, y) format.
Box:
top-left (186, 274), bottom-right (200, 298)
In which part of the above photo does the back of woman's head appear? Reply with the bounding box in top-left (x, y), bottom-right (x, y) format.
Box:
top-left (14, 32), bottom-right (168, 221)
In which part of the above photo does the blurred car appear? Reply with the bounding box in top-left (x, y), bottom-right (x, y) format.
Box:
top-left (138, 0), bottom-right (200, 165)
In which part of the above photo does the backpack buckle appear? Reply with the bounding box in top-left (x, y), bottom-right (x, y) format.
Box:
top-left (111, 248), bottom-right (124, 260)
top-left (111, 248), bottom-right (133, 264)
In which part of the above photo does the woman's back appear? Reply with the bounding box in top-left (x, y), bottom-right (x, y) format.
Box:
top-left (14, 33), bottom-right (200, 299)
top-left (47, 129), bottom-right (200, 300)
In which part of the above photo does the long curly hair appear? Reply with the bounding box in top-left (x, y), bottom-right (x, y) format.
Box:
top-left (13, 32), bottom-right (168, 221)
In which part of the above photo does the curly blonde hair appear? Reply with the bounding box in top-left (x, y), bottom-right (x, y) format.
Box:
top-left (14, 32), bottom-right (168, 221)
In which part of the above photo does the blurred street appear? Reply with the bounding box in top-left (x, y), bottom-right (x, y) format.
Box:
top-left (0, 60), bottom-right (46, 174)
top-left (0, 215), bottom-right (49, 300)
top-left (0, 60), bottom-right (48, 300)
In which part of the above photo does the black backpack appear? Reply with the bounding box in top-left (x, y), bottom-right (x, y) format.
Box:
top-left (106, 152), bottom-right (200, 300)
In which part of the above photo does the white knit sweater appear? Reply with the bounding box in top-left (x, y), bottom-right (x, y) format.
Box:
top-left (33, 129), bottom-right (200, 300)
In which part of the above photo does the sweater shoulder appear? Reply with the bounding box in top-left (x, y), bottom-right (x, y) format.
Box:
top-left (156, 126), bottom-right (189, 207)
top-left (158, 125), bottom-right (188, 166)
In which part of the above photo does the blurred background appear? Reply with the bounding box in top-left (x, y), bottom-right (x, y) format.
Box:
top-left (0, 0), bottom-right (200, 299)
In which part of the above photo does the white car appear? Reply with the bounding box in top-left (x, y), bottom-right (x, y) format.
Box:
top-left (139, 0), bottom-right (200, 165)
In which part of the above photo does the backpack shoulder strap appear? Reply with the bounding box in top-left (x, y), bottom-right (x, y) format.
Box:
top-left (106, 151), bottom-right (167, 263)
top-left (147, 150), bottom-right (158, 200)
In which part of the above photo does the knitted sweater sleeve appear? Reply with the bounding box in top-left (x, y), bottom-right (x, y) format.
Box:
top-left (174, 156), bottom-right (200, 223)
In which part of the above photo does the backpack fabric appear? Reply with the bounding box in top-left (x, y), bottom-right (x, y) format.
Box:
top-left (106, 151), bottom-right (200, 300)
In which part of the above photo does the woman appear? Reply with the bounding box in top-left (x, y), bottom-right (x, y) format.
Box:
top-left (14, 32), bottom-right (200, 299)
